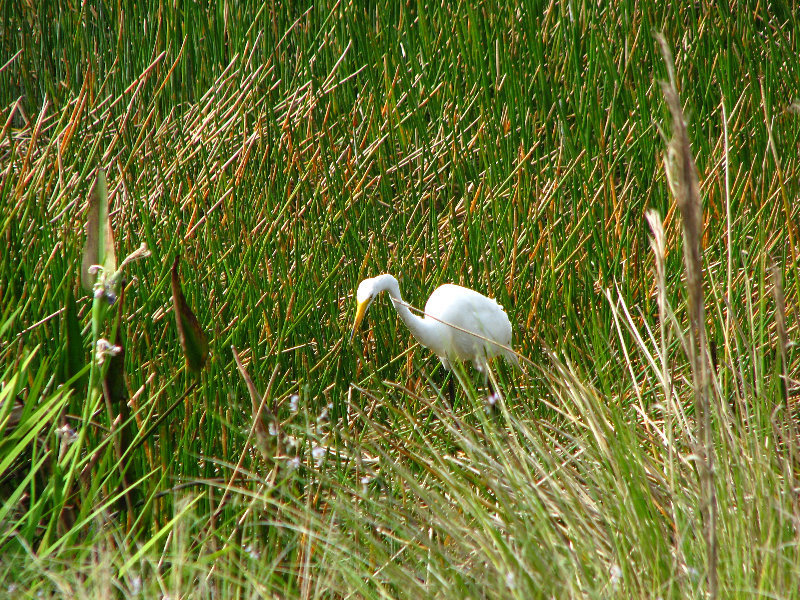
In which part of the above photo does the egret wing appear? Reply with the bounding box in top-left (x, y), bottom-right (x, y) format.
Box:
top-left (424, 284), bottom-right (513, 364)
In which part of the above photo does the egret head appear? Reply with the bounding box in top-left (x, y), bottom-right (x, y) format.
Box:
top-left (350, 278), bottom-right (377, 340)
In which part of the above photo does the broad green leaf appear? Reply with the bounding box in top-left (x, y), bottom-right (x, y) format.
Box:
top-left (103, 285), bottom-right (136, 460)
top-left (0, 303), bottom-right (21, 340)
top-left (103, 285), bottom-right (128, 414)
top-left (0, 387), bottom-right (67, 476)
top-left (0, 452), bottom-right (49, 530)
top-left (102, 284), bottom-right (141, 515)
top-left (62, 282), bottom-right (87, 391)
top-left (171, 256), bottom-right (209, 373)
top-left (80, 168), bottom-right (117, 292)
top-left (0, 366), bottom-right (23, 434)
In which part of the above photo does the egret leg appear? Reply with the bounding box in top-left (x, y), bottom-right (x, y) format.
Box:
top-left (448, 375), bottom-right (455, 408)
top-left (439, 359), bottom-right (454, 408)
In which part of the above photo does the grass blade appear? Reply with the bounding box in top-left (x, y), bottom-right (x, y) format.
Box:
top-left (170, 255), bottom-right (209, 374)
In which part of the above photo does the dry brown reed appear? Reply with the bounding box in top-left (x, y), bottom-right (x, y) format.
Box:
top-left (656, 33), bottom-right (718, 600)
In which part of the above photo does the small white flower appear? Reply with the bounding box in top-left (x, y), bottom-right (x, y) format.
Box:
top-left (288, 456), bottom-right (301, 470)
top-left (610, 564), bottom-right (622, 587)
top-left (130, 575), bottom-right (142, 594)
top-left (244, 543), bottom-right (260, 559)
top-left (289, 394), bottom-right (300, 412)
top-left (484, 392), bottom-right (500, 413)
top-left (268, 422), bottom-right (279, 437)
top-left (95, 338), bottom-right (122, 365)
top-left (56, 423), bottom-right (78, 444)
top-left (312, 445), bottom-right (326, 466)
top-left (505, 571), bottom-right (515, 589)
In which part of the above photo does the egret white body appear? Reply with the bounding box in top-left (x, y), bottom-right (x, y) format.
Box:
top-left (351, 274), bottom-right (517, 374)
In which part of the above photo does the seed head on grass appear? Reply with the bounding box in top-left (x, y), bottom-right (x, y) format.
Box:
top-left (656, 32), bottom-right (717, 600)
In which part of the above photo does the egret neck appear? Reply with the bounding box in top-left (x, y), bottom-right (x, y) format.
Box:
top-left (368, 274), bottom-right (440, 351)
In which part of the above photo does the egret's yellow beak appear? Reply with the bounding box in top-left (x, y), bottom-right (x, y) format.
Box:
top-left (350, 299), bottom-right (370, 341)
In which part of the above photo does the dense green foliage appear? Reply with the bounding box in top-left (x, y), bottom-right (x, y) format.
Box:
top-left (1, 1), bottom-right (799, 598)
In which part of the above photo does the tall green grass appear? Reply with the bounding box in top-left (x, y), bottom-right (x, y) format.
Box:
top-left (1, 1), bottom-right (799, 598)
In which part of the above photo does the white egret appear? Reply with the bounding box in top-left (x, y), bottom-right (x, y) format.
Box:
top-left (350, 273), bottom-right (517, 403)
